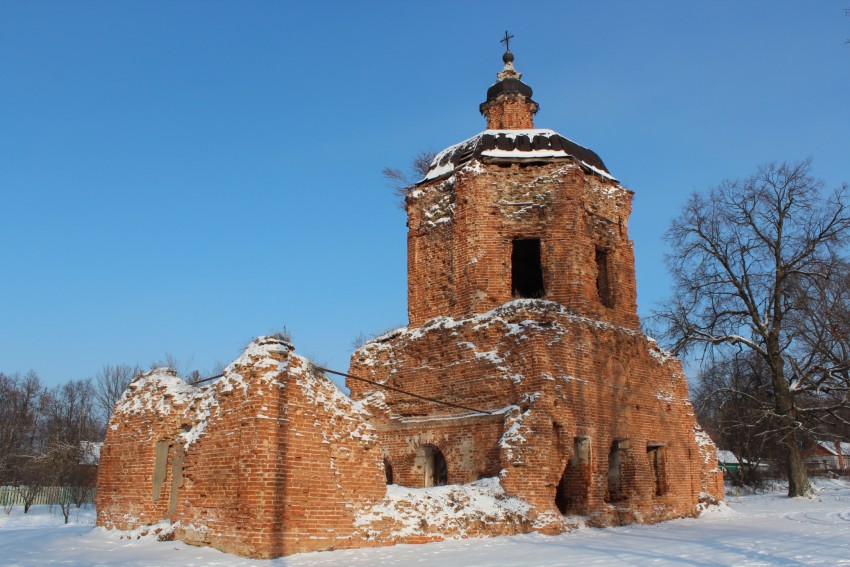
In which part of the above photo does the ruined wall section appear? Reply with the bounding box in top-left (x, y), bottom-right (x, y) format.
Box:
top-left (253, 349), bottom-right (387, 556)
top-left (96, 368), bottom-right (196, 530)
top-left (98, 337), bottom-right (387, 558)
top-left (377, 412), bottom-right (504, 488)
top-left (406, 171), bottom-right (458, 323)
top-left (354, 478), bottom-right (533, 544)
top-left (349, 300), bottom-right (723, 524)
top-left (407, 160), bottom-right (638, 330)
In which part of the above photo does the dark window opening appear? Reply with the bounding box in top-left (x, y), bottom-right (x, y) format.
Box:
top-left (647, 444), bottom-right (666, 497)
top-left (415, 444), bottom-right (448, 487)
top-left (512, 238), bottom-right (544, 298)
top-left (605, 439), bottom-right (629, 503)
top-left (384, 458), bottom-right (394, 485)
top-left (595, 247), bottom-right (614, 307)
top-left (555, 437), bottom-right (591, 515)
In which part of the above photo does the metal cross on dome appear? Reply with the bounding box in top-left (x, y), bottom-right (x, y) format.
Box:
top-left (500, 31), bottom-right (514, 51)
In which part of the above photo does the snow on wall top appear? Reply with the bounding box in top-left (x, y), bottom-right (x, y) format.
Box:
top-left (421, 129), bottom-right (614, 183)
top-left (110, 335), bottom-right (375, 448)
top-left (287, 354), bottom-right (378, 445)
top-left (356, 298), bottom-right (640, 369)
top-left (114, 367), bottom-right (199, 416)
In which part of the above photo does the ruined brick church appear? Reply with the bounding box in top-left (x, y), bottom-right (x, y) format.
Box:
top-left (97, 43), bottom-right (723, 558)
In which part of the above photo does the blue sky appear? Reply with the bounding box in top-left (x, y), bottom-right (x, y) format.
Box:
top-left (2, 1), bottom-right (848, 389)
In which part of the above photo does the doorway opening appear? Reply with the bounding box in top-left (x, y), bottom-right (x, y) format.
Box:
top-left (555, 437), bottom-right (592, 515)
top-left (414, 444), bottom-right (448, 487)
top-left (384, 458), bottom-right (394, 485)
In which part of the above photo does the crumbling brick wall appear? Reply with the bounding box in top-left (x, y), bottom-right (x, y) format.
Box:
top-left (98, 50), bottom-right (724, 558)
top-left (407, 161), bottom-right (639, 330)
top-left (349, 300), bottom-right (722, 526)
top-left (350, 112), bottom-right (725, 525)
top-left (97, 337), bottom-right (386, 558)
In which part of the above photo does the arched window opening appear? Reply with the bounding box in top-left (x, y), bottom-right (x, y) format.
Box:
top-left (512, 238), bottom-right (544, 298)
top-left (414, 444), bottom-right (448, 487)
top-left (384, 458), bottom-right (394, 485)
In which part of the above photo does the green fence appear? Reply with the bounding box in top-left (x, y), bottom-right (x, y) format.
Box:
top-left (0, 485), bottom-right (96, 508)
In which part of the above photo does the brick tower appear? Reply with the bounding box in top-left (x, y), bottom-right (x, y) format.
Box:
top-left (96, 41), bottom-right (724, 559)
top-left (406, 46), bottom-right (638, 332)
top-left (349, 43), bottom-right (722, 527)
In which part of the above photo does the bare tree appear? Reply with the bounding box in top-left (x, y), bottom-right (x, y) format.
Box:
top-left (2, 372), bottom-right (103, 515)
top-left (41, 380), bottom-right (101, 521)
top-left (0, 371), bottom-right (45, 484)
top-left (13, 455), bottom-right (49, 513)
top-left (691, 352), bottom-right (783, 486)
top-left (383, 149), bottom-right (437, 208)
top-left (784, 257), bottom-right (850, 435)
top-left (655, 160), bottom-right (850, 497)
top-left (94, 364), bottom-right (141, 426)
top-left (43, 379), bottom-right (100, 445)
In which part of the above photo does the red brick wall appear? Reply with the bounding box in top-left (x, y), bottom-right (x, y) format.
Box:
top-left (98, 75), bottom-right (724, 557)
top-left (350, 299), bottom-right (723, 525)
top-left (96, 369), bottom-right (193, 530)
top-left (407, 162), bottom-right (639, 330)
top-left (97, 339), bottom-right (387, 558)
top-left (481, 94), bottom-right (538, 129)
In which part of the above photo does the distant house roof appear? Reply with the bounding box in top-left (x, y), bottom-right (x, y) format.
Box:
top-left (79, 441), bottom-right (102, 466)
top-left (717, 450), bottom-right (742, 464)
top-left (421, 129), bottom-right (613, 183)
top-left (816, 440), bottom-right (850, 456)
top-left (716, 450), bottom-right (766, 467)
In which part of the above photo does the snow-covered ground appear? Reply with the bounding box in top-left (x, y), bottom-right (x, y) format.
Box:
top-left (2, 479), bottom-right (849, 566)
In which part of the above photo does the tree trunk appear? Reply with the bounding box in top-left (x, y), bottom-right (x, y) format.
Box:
top-left (783, 432), bottom-right (810, 497)
top-left (770, 354), bottom-right (811, 497)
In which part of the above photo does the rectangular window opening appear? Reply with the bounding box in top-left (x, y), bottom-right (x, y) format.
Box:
top-left (595, 246), bottom-right (614, 308)
top-left (647, 443), bottom-right (667, 497)
top-left (512, 238), bottom-right (544, 298)
top-left (605, 439), bottom-right (629, 503)
top-left (574, 437), bottom-right (591, 465)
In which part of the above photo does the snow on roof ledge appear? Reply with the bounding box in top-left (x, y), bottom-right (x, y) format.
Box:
top-left (816, 440), bottom-right (850, 455)
top-left (421, 129), bottom-right (615, 183)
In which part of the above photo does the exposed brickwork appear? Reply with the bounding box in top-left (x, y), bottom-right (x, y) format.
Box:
top-left (406, 162), bottom-right (638, 329)
top-left (97, 50), bottom-right (723, 558)
top-left (481, 93), bottom-right (538, 129)
top-left (97, 339), bottom-right (387, 558)
top-left (349, 301), bottom-right (723, 525)
top-left (349, 48), bottom-right (721, 531)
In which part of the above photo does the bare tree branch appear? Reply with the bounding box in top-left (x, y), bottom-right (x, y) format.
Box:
top-left (656, 160), bottom-right (850, 496)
